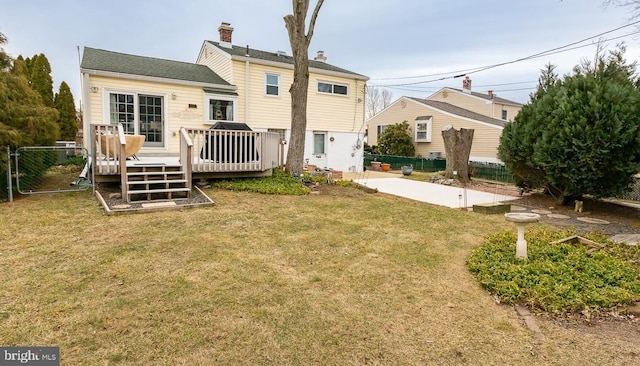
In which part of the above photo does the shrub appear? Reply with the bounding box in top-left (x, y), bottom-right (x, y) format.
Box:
top-left (211, 169), bottom-right (310, 195)
top-left (467, 228), bottom-right (640, 316)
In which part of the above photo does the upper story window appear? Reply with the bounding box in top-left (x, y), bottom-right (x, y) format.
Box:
top-left (318, 81), bottom-right (348, 96)
top-left (266, 74), bottom-right (279, 96)
top-left (501, 110), bottom-right (508, 120)
top-left (415, 116), bottom-right (432, 142)
top-left (205, 94), bottom-right (238, 123)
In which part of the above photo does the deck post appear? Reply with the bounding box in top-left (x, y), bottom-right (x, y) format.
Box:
top-left (117, 125), bottom-right (128, 202)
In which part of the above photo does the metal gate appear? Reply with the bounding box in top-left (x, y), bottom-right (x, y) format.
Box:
top-left (10, 146), bottom-right (93, 196)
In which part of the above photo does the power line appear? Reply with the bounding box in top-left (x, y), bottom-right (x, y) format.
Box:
top-left (369, 20), bottom-right (640, 87)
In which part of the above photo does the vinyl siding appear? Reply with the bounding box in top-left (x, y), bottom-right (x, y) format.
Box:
top-left (429, 89), bottom-right (522, 121)
top-left (197, 44), bottom-right (233, 83)
top-left (86, 75), bottom-right (209, 154)
top-left (228, 59), bottom-right (365, 133)
top-left (430, 90), bottom-right (494, 117)
top-left (367, 98), bottom-right (504, 160)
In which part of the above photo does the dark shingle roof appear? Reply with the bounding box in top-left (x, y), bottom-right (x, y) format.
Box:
top-left (443, 88), bottom-right (522, 106)
top-left (81, 47), bottom-right (231, 86)
top-left (206, 41), bottom-right (368, 79)
top-left (409, 98), bottom-right (507, 128)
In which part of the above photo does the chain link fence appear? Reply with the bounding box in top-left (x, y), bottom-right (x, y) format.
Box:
top-left (619, 177), bottom-right (640, 201)
top-left (3, 146), bottom-right (92, 200)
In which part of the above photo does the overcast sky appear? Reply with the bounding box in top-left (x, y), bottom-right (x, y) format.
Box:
top-left (1, 0), bottom-right (639, 107)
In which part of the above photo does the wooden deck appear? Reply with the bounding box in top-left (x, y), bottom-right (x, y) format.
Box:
top-left (91, 124), bottom-right (282, 201)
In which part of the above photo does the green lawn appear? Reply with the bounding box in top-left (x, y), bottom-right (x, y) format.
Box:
top-left (1, 186), bottom-right (638, 365)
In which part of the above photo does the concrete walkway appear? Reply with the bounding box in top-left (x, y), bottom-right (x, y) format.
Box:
top-left (347, 173), bottom-right (518, 209)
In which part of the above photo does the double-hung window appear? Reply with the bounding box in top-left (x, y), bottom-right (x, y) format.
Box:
top-left (415, 116), bottom-right (432, 142)
top-left (502, 110), bottom-right (508, 120)
top-left (266, 74), bottom-right (279, 96)
top-left (317, 81), bottom-right (348, 96)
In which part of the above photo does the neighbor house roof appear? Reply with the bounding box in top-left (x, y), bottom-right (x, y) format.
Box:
top-left (205, 41), bottom-right (369, 80)
top-left (409, 98), bottom-right (507, 128)
top-left (81, 47), bottom-right (233, 88)
top-left (431, 87), bottom-right (523, 107)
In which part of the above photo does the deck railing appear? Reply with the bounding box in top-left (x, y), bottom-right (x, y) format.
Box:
top-left (92, 123), bottom-right (126, 175)
top-left (92, 124), bottom-right (281, 176)
top-left (183, 128), bottom-right (280, 173)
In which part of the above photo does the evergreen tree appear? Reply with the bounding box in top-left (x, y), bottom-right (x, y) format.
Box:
top-left (0, 71), bottom-right (59, 148)
top-left (54, 81), bottom-right (78, 141)
top-left (29, 53), bottom-right (54, 107)
top-left (377, 121), bottom-right (416, 156)
top-left (0, 32), bottom-right (10, 71)
top-left (498, 47), bottom-right (640, 203)
top-left (11, 55), bottom-right (27, 77)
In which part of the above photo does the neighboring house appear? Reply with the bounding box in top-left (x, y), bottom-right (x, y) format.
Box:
top-left (196, 22), bottom-right (369, 172)
top-left (367, 77), bottom-right (523, 163)
top-left (428, 77), bottom-right (523, 122)
top-left (367, 97), bottom-right (508, 163)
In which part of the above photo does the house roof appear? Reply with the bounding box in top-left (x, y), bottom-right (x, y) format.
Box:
top-left (409, 98), bottom-right (507, 128)
top-left (81, 47), bottom-right (232, 87)
top-left (432, 87), bottom-right (523, 107)
top-left (205, 41), bottom-right (369, 80)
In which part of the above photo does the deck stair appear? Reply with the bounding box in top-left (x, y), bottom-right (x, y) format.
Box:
top-left (125, 164), bottom-right (190, 202)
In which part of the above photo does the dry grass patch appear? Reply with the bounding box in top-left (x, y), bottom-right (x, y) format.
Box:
top-left (1, 187), bottom-right (638, 364)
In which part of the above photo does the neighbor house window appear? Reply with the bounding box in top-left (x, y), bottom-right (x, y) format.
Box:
top-left (377, 125), bottom-right (388, 139)
top-left (502, 110), bottom-right (508, 120)
top-left (266, 74), bottom-right (279, 96)
top-left (415, 116), bottom-right (432, 142)
top-left (317, 81), bottom-right (348, 96)
top-left (205, 94), bottom-right (237, 123)
top-left (314, 132), bottom-right (326, 154)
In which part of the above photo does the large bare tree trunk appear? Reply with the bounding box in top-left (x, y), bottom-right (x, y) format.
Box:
top-left (441, 125), bottom-right (474, 184)
top-left (283, 0), bottom-right (324, 175)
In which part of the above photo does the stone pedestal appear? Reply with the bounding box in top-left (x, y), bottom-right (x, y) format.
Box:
top-left (504, 213), bottom-right (540, 259)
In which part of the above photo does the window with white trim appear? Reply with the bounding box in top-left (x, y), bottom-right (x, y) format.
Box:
top-left (501, 110), bottom-right (508, 120)
top-left (415, 116), bottom-right (432, 142)
top-left (313, 132), bottom-right (326, 154)
top-left (317, 81), bottom-right (348, 96)
top-left (106, 91), bottom-right (165, 147)
top-left (206, 94), bottom-right (237, 123)
top-left (377, 125), bottom-right (388, 139)
top-left (266, 74), bottom-right (279, 96)
top-left (109, 93), bottom-right (135, 134)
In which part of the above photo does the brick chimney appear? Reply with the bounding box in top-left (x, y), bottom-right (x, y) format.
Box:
top-left (314, 50), bottom-right (327, 63)
top-left (488, 90), bottom-right (494, 99)
top-left (462, 76), bottom-right (471, 93)
top-left (218, 22), bottom-right (234, 48)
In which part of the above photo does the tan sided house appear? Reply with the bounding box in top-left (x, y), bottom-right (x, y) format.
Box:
top-left (367, 77), bottom-right (523, 163)
top-left (196, 22), bottom-right (369, 172)
top-left (80, 22), bottom-right (368, 202)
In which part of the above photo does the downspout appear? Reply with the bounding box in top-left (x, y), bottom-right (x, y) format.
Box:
top-left (245, 59), bottom-right (250, 124)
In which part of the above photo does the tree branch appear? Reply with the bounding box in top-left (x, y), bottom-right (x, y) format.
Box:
top-left (306, 0), bottom-right (324, 43)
